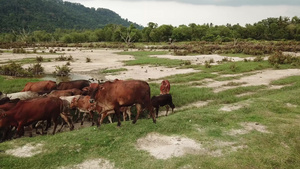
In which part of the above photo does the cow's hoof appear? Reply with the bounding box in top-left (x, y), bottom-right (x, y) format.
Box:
top-left (70, 126), bottom-right (74, 131)
top-left (132, 120), bottom-right (136, 124)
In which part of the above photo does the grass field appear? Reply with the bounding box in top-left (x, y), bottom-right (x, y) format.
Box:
top-left (0, 50), bottom-right (300, 169)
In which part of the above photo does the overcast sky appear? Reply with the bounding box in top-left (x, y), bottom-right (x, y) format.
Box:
top-left (65, 0), bottom-right (300, 27)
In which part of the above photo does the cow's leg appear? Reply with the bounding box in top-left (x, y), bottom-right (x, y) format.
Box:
top-left (60, 113), bottom-right (74, 131)
top-left (89, 111), bottom-right (95, 126)
top-left (148, 104), bottom-right (156, 124)
top-left (132, 104), bottom-right (142, 124)
top-left (81, 112), bottom-right (86, 125)
top-left (107, 114), bottom-right (113, 123)
top-left (155, 107), bottom-right (159, 118)
top-left (16, 124), bottom-right (25, 137)
top-left (127, 108), bottom-right (131, 121)
top-left (114, 106), bottom-right (121, 127)
top-left (165, 105), bottom-right (170, 116)
top-left (52, 117), bottom-right (59, 135)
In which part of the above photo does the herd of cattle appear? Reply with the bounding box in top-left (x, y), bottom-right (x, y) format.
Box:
top-left (0, 79), bottom-right (175, 141)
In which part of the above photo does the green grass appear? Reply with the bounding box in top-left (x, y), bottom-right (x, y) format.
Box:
top-left (0, 50), bottom-right (300, 169)
top-left (101, 68), bottom-right (127, 74)
top-left (0, 76), bottom-right (41, 93)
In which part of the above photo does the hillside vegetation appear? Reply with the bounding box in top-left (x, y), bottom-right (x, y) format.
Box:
top-left (0, 0), bottom-right (141, 33)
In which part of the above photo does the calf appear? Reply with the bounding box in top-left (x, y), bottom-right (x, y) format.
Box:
top-left (151, 94), bottom-right (175, 118)
top-left (99, 106), bottom-right (132, 124)
top-left (70, 95), bottom-right (96, 126)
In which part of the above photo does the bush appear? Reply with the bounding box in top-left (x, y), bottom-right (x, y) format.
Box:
top-left (55, 55), bottom-right (74, 61)
top-left (28, 63), bottom-right (44, 75)
top-left (53, 64), bottom-right (72, 76)
top-left (36, 56), bottom-right (44, 62)
top-left (86, 57), bottom-right (91, 63)
top-left (0, 61), bottom-right (32, 77)
top-left (268, 51), bottom-right (300, 65)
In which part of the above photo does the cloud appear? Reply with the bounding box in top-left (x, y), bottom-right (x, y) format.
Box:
top-left (103, 0), bottom-right (300, 6)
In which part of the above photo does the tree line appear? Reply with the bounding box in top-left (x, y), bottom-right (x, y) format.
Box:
top-left (1, 16), bottom-right (300, 44)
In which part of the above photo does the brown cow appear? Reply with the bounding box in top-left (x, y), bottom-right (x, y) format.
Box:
top-left (21, 80), bottom-right (57, 93)
top-left (89, 79), bottom-right (156, 127)
top-left (160, 80), bottom-right (170, 95)
top-left (0, 97), bottom-right (73, 137)
top-left (47, 88), bottom-right (82, 97)
top-left (70, 95), bottom-right (96, 126)
top-left (57, 80), bottom-right (90, 90)
top-left (0, 99), bottom-right (20, 111)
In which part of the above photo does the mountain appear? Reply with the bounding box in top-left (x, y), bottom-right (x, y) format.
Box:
top-left (0, 0), bottom-right (142, 33)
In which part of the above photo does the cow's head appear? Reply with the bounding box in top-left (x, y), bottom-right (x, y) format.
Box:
top-left (89, 83), bottom-right (104, 103)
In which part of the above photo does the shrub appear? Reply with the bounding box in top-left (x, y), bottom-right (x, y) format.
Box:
top-left (55, 55), bottom-right (74, 61)
top-left (53, 64), bottom-right (72, 76)
top-left (0, 61), bottom-right (32, 77)
top-left (86, 57), bottom-right (91, 63)
top-left (28, 63), bottom-right (44, 75)
top-left (36, 56), bottom-right (44, 62)
top-left (205, 61), bottom-right (211, 68)
top-left (268, 51), bottom-right (300, 65)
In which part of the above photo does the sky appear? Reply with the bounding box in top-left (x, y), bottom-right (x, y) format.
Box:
top-left (65, 0), bottom-right (300, 27)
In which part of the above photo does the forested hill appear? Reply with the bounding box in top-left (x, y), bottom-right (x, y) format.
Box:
top-left (0, 0), bottom-right (142, 33)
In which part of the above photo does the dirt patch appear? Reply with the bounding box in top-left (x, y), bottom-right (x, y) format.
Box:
top-left (203, 69), bottom-right (300, 92)
top-left (60, 158), bottom-right (117, 169)
top-left (149, 54), bottom-right (251, 65)
top-left (219, 101), bottom-right (251, 112)
top-left (136, 132), bottom-right (248, 159)
top-left (286, 103), bottom-right (297, 108)
top-left (5, 143), bottom-right (43, 157)
top-left (227, 122), bottom-right (271, 136)
top-left (136, 132), bottom-right (205, 159)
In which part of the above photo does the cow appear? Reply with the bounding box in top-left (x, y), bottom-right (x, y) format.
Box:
top-left (89, 79), bottom-right (156, 127)
top-left (160, 80), bottom-right (170, 95)
top-left (47, 88), bottom-right (82, 97)
top-left (21, 80), bottom-right (57, 93)
top-left (95, 106), bottom-right (132, 125)
top-left (0, 97), bottom-right (73, 137)
top-left (6, 91), bottom-right (40, 100)
top-left (0, 99), bottom-right (20, 111)
top-left (70, 95), bottom-right (96, 126)
top-left (151, 94), bottom-right (175, 118)
top-left (0, 97), bottom-right (10, 105)
top-left (57, 80), bottom-right (90, 90)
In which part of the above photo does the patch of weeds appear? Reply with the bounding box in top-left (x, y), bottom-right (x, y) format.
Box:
top-left (55, 55), bottom-right (74, 61)
top-left (205, 61), bottom-right (212, 68)
top-left (36, 56), bottom-right (44, 62)
top-left (223, 82), bottom-right (247, 86)
top-left (27, 63), bottom-right (44, 75)
top-left (253, 56), bottom-right (264, 62)
top-left (101, 68), bottom-right (127, 74)
top-left (53, 64), bottom-right (72, 76)
top-left (86, 57), bottom-right (91, 63)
